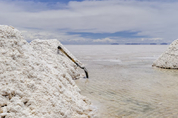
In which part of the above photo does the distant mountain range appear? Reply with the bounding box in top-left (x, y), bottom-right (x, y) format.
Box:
top-left (111, 43), bottom-right (169, 45)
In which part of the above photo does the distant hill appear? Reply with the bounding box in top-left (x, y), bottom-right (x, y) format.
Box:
top-left (110, 43), bottom-right (169, 45)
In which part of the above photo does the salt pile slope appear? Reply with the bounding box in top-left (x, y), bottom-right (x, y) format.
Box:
top-left (0, 25), bottom-right (95, 118)
top-left (153, 39), bottom-right (178, 69)
top-left (30, 39), bottom-right (82, 79)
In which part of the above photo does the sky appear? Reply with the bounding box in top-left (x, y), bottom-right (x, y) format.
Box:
top-left (0, 0), bottom-right (178, 44)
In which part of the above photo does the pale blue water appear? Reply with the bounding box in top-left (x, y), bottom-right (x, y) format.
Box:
top-left (66, 45), bottom-right (178, 118)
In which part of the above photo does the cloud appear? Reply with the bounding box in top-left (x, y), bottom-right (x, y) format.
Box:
top-left (21, 29), bottom-right (89, 44)
top-left (0, 0), bottom-right (178, 43)
top-left (141, 38), bottom-right (163, 41)
top-left (93, 38), bottom-right (116, 43)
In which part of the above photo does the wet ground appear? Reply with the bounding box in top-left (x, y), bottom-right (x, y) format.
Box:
top-left (66, 45), bottom-right (178, 118)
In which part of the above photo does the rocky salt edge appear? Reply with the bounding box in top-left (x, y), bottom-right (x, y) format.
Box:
top-left (153, 39), bottom-right (178, 69)
top-left (0, 25), bottom-right (96, 118)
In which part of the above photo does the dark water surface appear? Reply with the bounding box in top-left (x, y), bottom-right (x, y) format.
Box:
top-left (66, 45), bottom-right (178, 118)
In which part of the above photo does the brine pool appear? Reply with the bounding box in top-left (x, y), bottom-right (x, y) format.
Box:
top-left (66, 45), bottom-right (178, 118)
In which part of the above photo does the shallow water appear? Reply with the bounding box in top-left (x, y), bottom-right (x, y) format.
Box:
top-left (66, 45), bottom-right (178, 118)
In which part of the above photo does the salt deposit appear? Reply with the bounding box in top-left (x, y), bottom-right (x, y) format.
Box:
top-left (153, 39), bottom-right (178, 69)
top-left (0, 25), bottom-right (95, 118)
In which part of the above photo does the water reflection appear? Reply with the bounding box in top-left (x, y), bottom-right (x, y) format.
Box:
top-left (66, 45), bottom-right (178, 118)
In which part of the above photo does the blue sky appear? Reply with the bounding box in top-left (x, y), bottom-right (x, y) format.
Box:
top-left (23, 0), bottom-right (177, 3)
top-left (68, 31), bottom-right (146, 39)
top-left (1, 0), bottom-right (178, 44)
top-left (26, 0), bottom-right (84, 4)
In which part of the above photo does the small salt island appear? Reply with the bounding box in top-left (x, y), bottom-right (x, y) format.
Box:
top-left (153, 39), bottom-right (178, 69)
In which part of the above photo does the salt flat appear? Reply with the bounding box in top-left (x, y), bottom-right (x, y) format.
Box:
top-left (66, 45), bottom-right (178, 118)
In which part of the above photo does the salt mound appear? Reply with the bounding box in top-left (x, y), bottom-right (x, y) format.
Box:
top-left (30, 39), bottom-right (82, 79)
top-left (153, 39), bottom-right (178, 69)
top-left (0, 25), bottom-right (95, 118)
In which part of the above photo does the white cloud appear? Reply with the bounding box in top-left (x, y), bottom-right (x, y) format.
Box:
top-left (93, 38), bottom-right (116, 43)
top-left (0, 0), bottom-right (178, 43)
top-left (21, 29), bottom-right (89, 43)
top-left (141, 38), bottom-right (163, 41)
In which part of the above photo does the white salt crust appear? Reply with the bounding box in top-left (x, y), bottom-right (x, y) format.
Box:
top-left (153, 39), bottom-right (178, 69)
top-left (0, 25), bottom-right (95, 118)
